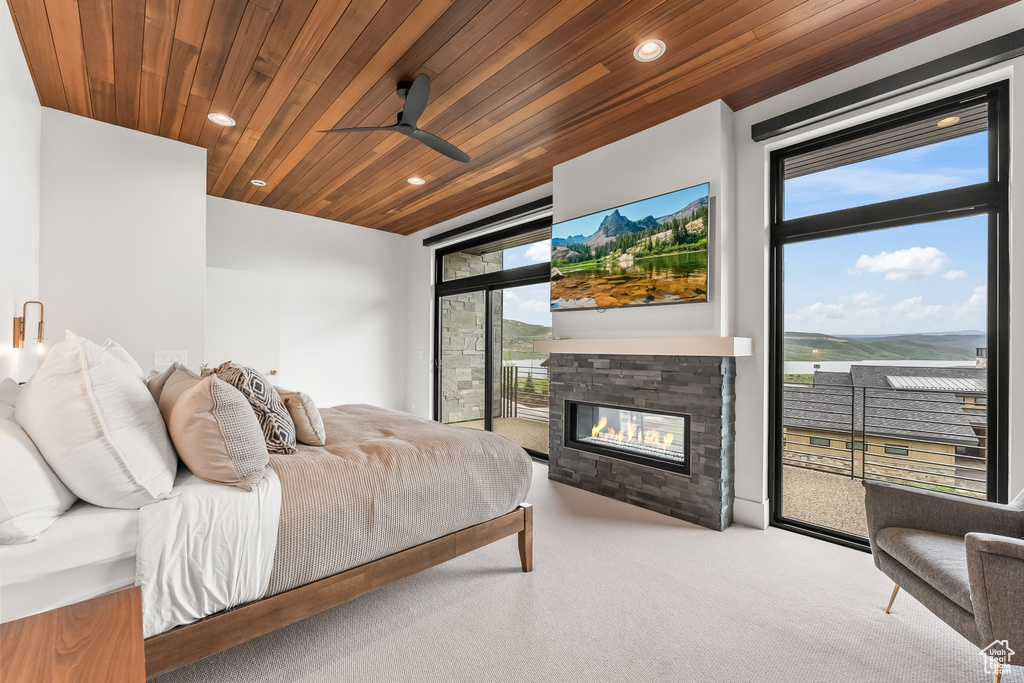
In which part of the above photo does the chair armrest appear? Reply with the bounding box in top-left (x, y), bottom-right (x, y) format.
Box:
top-left (864, 481), bottom-right (1022, 551)
top-left (967, 533), bottom-right (1024, 651)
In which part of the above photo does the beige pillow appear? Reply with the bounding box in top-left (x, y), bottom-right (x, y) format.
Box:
top-left (147, 363), bottom-right (182, 404)
top-left (276, 388), bottom-right (326, 446)
top-left (157, 366), bottom-right (203, 423)
top-left (166, 375), bottom-right (270, 490)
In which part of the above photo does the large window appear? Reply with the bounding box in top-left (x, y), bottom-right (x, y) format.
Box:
top-left (770, 82), bottom-right (1009, 548)
top-left (434, 219), bottom-right (552, 457)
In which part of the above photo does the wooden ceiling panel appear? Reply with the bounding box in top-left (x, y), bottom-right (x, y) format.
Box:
top-left (6, 0), bottom-right (1017, 233)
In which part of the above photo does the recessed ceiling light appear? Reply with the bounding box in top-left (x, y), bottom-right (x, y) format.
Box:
top-left (250, 179), bottom-right (267, 187)
top-left (633, 39), bottom-right (666, 62)
top-left (408, 177), bottom-right (426, 185)
top-left (937, 115), bottom-right (961, 128)
top-left (207, 113), bottom-right (236, 127)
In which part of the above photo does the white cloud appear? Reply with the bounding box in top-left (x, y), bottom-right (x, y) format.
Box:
top-left (786, 302), bottom-right (846, 324)
top-left (850, 291), bottom-right (883, 306)
top-left (518, 299), bottom-right (550, 312)
top-left (892, 296), bottom-right (942, 321)
top-left (854, 246), bottom-right (948, 281)
top-left (967, 285), bottom-right (986, 308)
top-left (524, 240), bottom-right (551, 263)
top-left (943, 269), bottom-right (967, 280)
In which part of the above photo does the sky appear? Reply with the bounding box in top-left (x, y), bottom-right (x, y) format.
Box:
top-left (784, 129), bottom-right (988, 336)
top-left (784, 215), bottom-right (988, 335)
top-left (500, 244), bottom-right (552, 326)
top-left (552, 182), bottom-right (710, 240)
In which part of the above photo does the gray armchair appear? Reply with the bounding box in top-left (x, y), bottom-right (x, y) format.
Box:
top-left (864, 481), bottom-right (1024, 682)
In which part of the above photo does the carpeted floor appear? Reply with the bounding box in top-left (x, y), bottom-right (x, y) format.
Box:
top-left (155, 462), bottom-right (1018, 682)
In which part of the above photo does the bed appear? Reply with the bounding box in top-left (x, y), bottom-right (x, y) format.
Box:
top-left (1, 404), bottom-right (534, 679)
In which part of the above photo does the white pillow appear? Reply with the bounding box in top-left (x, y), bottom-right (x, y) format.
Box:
top-left (0, 419), bottom-right (77, 543)
top-left (0, 378), bottom-right (18, 421)
top-left (16, 330), bottom-right (178, 509)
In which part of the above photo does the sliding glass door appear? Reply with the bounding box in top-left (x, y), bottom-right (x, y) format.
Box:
top-left (769, 82), bottom-right (1009, 547)
top-left (434, 221), bottom-right (552, 457)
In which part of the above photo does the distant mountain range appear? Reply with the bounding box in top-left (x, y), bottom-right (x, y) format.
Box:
top-left (785, 331), bottom-right (986, 362)
top-left (553, 196), bottom-right (709, 249)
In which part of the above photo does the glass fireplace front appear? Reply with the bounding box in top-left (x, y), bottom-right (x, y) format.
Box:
top-left (565, 401), bottom-right (691, 476)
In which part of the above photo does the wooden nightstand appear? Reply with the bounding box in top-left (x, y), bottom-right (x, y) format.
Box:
top-left (0, 585), bottom-right (145, 682)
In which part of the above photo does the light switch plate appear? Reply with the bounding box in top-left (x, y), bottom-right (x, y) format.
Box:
top-left (154, 350), bottom-right (187, 367)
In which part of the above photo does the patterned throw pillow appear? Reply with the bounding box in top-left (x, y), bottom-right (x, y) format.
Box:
top-left (212, 362), bottom-right (297, 454)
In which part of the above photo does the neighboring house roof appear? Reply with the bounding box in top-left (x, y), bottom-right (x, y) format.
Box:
top-left (849, 364), bottom-right (985, 389)
top-left (813, 371), bottom-right (852, 386)
top-left (783, 384), bottom-right (980, 448)
top-left (886, 375), bottom-right (986, 393)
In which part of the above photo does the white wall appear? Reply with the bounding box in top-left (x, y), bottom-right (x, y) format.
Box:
top-left (207, 197), bottom-right (408, 410)
top-left (552, 100), bottom-right (735, 340)
top-left (39, 109), bottom-right (207, 371)
top-left (0, 0), bottom-right (41, 382)
top-left (731, 4), bottom-right (1024, 528)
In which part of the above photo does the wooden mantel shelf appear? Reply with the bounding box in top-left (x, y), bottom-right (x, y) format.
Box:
top-left (533, 337), bottom-right (752, 357)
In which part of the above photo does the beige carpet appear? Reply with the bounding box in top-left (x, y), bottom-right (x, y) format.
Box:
top-left (156, 462), bottom-right (1018, 682)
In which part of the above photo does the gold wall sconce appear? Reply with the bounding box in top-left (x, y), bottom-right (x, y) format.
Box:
top-left (13, 301), bottom-right (45, 354)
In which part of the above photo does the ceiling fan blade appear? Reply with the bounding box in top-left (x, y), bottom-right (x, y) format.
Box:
top-left (410, 129), bottom-right (470, 163)
top-left (319, 126), bottom-right (400, 134)
top-left (398, 74), bottom-right (431, 128)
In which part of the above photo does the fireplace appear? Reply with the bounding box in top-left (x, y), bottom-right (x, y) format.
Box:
top-left (566, 401), bottom-right (691, 476)
top-left (548, 354), bottom-right (734, 531)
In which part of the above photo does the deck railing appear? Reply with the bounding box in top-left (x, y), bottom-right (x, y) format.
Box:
top-left (500, 365), bottom-right (549, 422)
top-left (782, 384), bottom-right (987, 498)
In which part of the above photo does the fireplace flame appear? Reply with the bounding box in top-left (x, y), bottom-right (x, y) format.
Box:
top-left (591, 419), bottom-right (676, 452)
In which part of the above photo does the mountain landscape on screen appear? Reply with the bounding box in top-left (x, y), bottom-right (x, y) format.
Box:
top-left (551, 184), bottom-right (710, 310)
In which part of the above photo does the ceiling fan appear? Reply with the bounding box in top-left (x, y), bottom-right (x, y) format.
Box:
top-left (320, 74), bottom-right (470, 163)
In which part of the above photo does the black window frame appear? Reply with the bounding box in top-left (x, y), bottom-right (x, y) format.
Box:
top-left (768, 81), bottom-right (1010, 551)
top-left (433, 217), bottom-right (552, 460)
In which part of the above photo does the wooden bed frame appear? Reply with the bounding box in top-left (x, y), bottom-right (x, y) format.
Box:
top-left (144, 503), bottom-right (533, 679)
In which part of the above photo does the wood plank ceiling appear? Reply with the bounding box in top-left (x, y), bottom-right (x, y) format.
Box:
top-left (7, 0), bottom-right (1016, 234)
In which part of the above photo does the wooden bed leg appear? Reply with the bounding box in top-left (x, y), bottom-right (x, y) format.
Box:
top-left (518, 503), bottom-right (533, 572)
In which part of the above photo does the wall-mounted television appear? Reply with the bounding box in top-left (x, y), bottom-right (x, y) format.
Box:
top-left (550, 182), bottom-right (710, 311)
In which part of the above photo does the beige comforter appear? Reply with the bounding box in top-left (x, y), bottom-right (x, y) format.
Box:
top-left (265, 405), bottom-right (533, 596)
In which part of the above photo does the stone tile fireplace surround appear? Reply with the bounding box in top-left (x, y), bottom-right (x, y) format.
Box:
top-left (547, 353), bottom-right (736, 531)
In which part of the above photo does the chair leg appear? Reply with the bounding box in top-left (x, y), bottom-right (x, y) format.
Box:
top-left (993, 661), bottom-right (1002, 683)
top-left (884, 584), bottom-right (900, 614)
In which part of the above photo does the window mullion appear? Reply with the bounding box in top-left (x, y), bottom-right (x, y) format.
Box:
top-left (774, 182), bottom-right (1000, 245)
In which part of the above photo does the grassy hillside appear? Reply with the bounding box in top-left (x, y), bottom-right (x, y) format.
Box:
top-left (784, 331), bottom-right (982, 362)
top-left (501, 319), bottom-right (552, 360)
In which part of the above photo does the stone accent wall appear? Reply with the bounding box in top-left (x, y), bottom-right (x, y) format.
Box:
top-left (548, 354), bottom-right (735, 531)
top-left (439, 251), bottom-right (503, 424)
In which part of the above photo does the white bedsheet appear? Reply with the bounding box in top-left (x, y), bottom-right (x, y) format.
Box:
top-left (137, 468), bottom-right (281, 638)
top-left (0, 501), bottom-right (138, 623)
